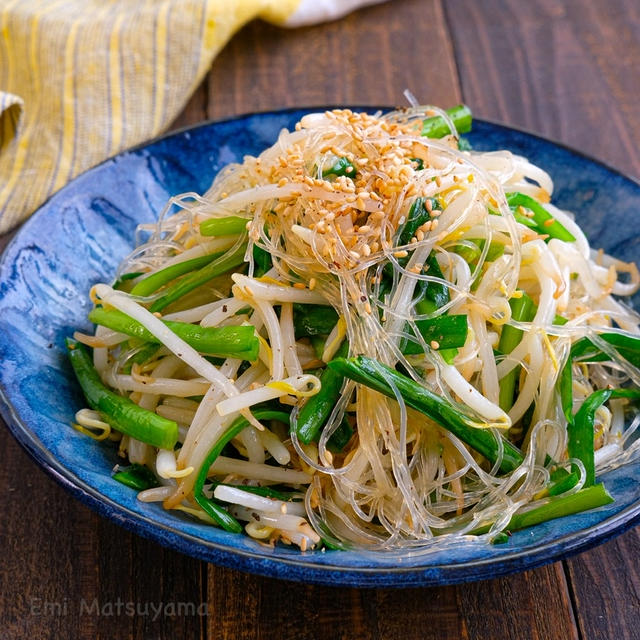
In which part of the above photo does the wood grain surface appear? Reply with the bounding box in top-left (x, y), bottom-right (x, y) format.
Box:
top-left (1, 0), bottom-right (640, 638)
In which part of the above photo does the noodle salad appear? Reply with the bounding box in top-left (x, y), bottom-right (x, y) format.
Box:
top-left (67, 104), bottom-right (640, 551)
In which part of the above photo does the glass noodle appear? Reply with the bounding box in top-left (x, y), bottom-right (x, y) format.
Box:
top-left (68, 105), bottom-right (640, 552)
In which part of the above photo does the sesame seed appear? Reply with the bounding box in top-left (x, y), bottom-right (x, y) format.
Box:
top-left (293, 283), bottom-right (306, 290)
top-left (430, 340), bottom-right (440, 349)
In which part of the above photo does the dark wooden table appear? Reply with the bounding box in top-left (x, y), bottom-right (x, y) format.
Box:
top-left (2, 1), bottom-right (640, 638)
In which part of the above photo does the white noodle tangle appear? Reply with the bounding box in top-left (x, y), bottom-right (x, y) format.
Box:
top-left (76, 107), bottom-right (640, 552)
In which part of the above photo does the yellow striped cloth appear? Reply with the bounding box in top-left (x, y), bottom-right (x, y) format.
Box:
top-left (0, 0), bottom-right (384, 233)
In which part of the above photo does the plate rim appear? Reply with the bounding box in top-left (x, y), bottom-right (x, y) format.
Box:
top-left (1, 105), bottom-right (640, 587)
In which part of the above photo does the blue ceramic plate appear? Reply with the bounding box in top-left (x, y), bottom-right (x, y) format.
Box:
top-left (1, 107), bottom-right (640, 588)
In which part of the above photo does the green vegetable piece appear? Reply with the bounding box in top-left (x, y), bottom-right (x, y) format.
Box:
top-left (193, 408), bottom-right (291, 533)
top-left (498, 292), bottom-right (536, 412)
top-left (252, 244), bottom-right (272, 277)
top-left (439, 348), bottom-right (458, 364)
top-left (130, 252), bottom-right (224, 297)
top-left (293, 303), bottom-right (339, 338)
top-left (150, 241), bottom-right (247, 312)
top-left (320, 537), bottom-right (349, 551)
top-left (66, 339), bottom-right (178, 450)
top-left (572, 332), bottom-right (640, 369)
top-left (381, 250), bottom-right (447, 319)
top-left (491, 532), bottom-right (510, 544)
top-left (471, 484), bottom-right (613, 536)
top-left (399, 197), bottom-right (427, 246)
top-left (511, 210), bottom-right (539, 229)
top-left (202, 500), bottom-right (244, 533)
top-left (121, 342), bottom-right (160, 374)
top-left (547, 471), bottom-right (580, 497)
top-left (295, 341), bottom-right (349, 445)
top-left (483, 241), bottom-right (505, 262)
top-left (200, 215), bottom-right (248, 237)
top-left (453, 238), bottom-right (504, 265)
top-left (328, 356), bottom-right (523, 472)
top-left (310, 335), bottom-right (326, 360)
top-left (410, 157), bottom-right (424, 170)
top-left (570, 388), bottom-right (640, 486)
top-left (113, 271), bottom-right (143, 291)
top-left (398, 197), bottom-right (440, 246)
top-left (323, 156), bottom-right (356, 178)
top-left (506, 192), bottom-right (576, 242)
top-left (401, 314), bottom-right (468, 355)
top-left (207, 482), bottom-right (301, 502)
top-left (451, 242), bottom-right (481, 264)
top-left (548, 464), bottom-right (570, 482)
top-left (113, 464), bottom-right (159, 491)
top-left (327, 415), bottom-right (354, 452)
top-left (89, 307), bottom-right (259, 361)
top-left (419, 252), bottom-right (449, 312)
top-left (421, 105), bottom-right (472, 138)
top-left (560, 331), bottom-right (640, 486)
